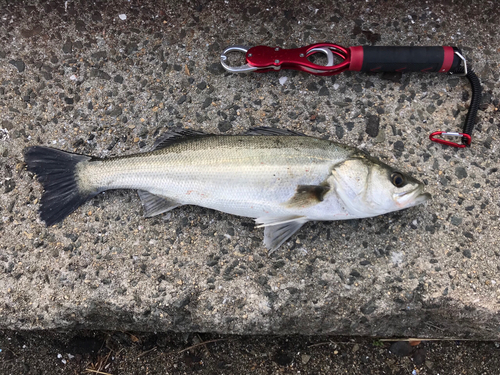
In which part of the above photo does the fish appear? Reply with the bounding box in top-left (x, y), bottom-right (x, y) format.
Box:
top-left (23, 127), bottom-right (431, 253)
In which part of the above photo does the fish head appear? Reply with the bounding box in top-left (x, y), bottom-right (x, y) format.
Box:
top-left (330, 155), bottom-right (431, 218)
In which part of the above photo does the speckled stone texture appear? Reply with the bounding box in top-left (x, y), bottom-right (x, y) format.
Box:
top-left (0, 0), bottom-right (499, 338)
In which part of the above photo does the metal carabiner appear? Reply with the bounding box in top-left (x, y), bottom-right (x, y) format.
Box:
top-left (220, 46), bottom-right (258, 73)
top-left (429, 131), bottom-right (472, 148)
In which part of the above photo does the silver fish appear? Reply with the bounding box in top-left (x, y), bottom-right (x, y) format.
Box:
top-left (24, 127), bottom-right (430, 252)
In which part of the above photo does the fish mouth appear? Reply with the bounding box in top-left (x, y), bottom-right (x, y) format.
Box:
top-left (394, 187), bottom-right (431, 208)
top-left (414, 191), bottom-right (432, 204)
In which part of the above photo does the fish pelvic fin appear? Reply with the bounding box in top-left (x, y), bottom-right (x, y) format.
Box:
top-left (24, 146), bottom-right (96, 226)
top-left (255, 216), bottom-right (308, 254)
top-left (137, 190), bottom-right (181, 217)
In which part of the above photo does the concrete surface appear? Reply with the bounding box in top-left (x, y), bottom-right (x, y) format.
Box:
top-left (0, 0), bottom-right (499, 338)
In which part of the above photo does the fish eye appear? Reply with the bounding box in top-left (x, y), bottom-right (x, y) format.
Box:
top-left (391, 172), bottom-right (406, 187)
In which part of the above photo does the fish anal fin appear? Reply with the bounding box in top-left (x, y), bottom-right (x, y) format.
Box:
top-left (255, 216), bottom-right (308, 254)
top-left (137, 190), bottom-right (181, 217)
top-left (152, 129), bottom-right (207, 151)
top-left (285, 184), bottom-right (330, 208)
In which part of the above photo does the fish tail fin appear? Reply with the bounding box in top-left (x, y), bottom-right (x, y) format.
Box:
top-left (24, 146), bottom-right (96, 226)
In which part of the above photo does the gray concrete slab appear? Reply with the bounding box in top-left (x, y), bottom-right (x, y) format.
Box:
top-left (0, 0), bottom-right (499, 338)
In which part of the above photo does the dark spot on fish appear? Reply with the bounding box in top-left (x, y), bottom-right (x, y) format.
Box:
top-left (286, 184), bottom-right (330, 208)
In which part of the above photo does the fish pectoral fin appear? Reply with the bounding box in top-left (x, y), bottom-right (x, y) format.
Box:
top-left (137, 190), bottom-right (181, 217)
top-left (285, 184), bottom-right (330, 208)
top-left (255, 216), bottom-right (308, 254)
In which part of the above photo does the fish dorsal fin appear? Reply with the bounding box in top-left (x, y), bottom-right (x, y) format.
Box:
top-left (285, 184), bottom-right (330, 208)
top-left (137, 190), bottom-right (181, 217)
top-left (245, 127), bottom-right (306, 136)
top-left (255, 216), bottom-right (308, 254)
top-left (152, 129), bottom-right (207, 151)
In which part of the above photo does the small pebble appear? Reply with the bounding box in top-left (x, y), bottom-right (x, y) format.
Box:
top-left (389, 341), bottom-right (412, 357)
top-left (301, 354), bottom-right (311, 364)
top-left (366, 115), bottom-right (380, 137)
top-left (318, 86), bottom-right (330, 96)
top-left (9, 59), bottom-right (25, 72)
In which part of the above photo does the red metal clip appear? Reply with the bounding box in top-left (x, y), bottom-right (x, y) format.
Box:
top-left (246, 43), bottom-right (350, 75)
top-left (429, 131), bottom-right (471, 148)
top-left (220, 43), bottom-right (351, 76)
